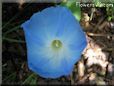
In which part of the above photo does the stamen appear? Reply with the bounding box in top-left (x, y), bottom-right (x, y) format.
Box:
top-left (52, 40), bottom-right (62, 50)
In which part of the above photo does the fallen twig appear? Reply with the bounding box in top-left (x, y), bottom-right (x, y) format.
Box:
top-left (86, 32), bottom-right (114, 37)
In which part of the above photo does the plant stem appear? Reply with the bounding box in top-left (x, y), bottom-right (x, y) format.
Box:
top-left (2, 37), bottom-right (25, 43)
top-left (3, 25), bottom-right (20, 36)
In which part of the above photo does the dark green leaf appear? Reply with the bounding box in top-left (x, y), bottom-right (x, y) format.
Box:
top-left (61, 0), bottom-right (81, 21)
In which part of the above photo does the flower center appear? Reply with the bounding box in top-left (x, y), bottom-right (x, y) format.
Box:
top-left (51, 40), bottom-right (62, 50)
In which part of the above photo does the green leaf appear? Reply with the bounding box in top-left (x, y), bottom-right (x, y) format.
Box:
top-left (93, 0), bottom-right (101, 7)
top-left (108, 16), bottom-right (112, 21)
top-left (22, 73), bottom-right (37, 85)
top-left (106, 4), bottom-right (114, 21)
top-left (61, 0), bottom-right (81, 21)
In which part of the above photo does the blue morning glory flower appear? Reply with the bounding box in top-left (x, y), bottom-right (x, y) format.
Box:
top-left (21, 6), bottom-right (87, 78)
